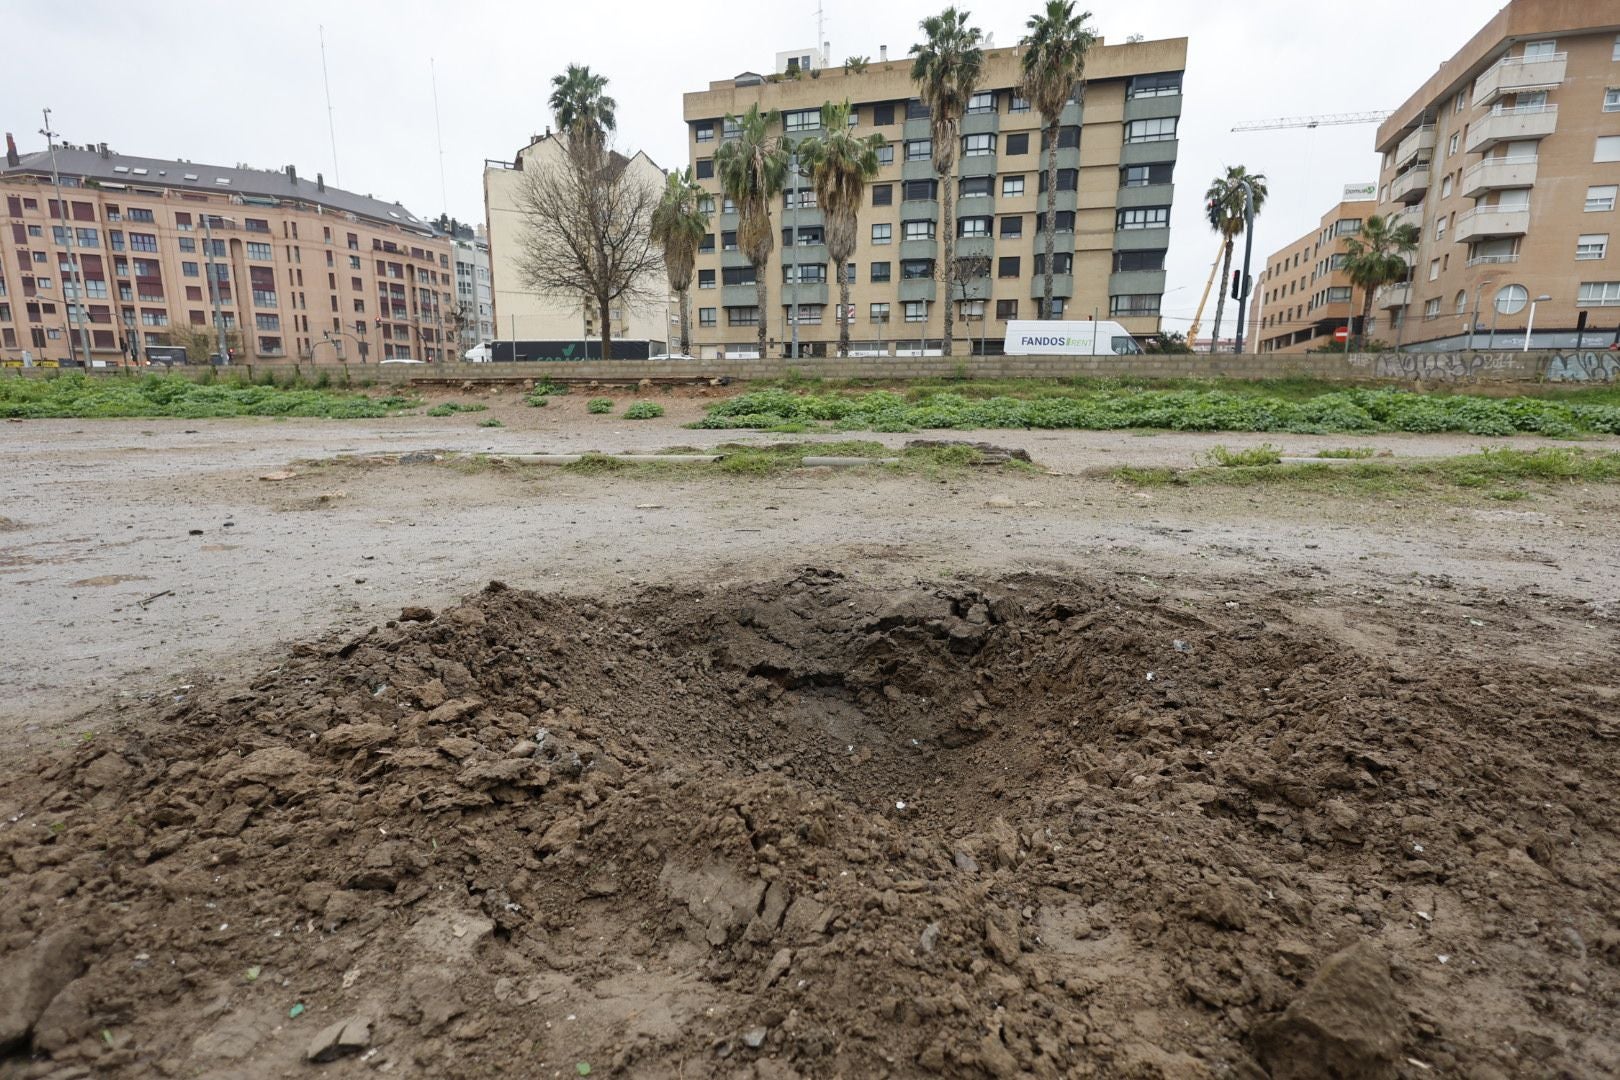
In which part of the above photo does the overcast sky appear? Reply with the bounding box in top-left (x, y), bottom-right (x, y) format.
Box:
top-left (11, 0), bottom-right (1504, 335)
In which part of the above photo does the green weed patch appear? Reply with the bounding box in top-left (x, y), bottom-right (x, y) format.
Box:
top-left (0, 373), bottom-right (418, 420)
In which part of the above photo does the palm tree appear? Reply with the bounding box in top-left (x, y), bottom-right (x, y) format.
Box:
top-left (549, 64), bottom-right (617, 147)
top-left (651, 168), bottom-right (711, 356)
top-left (795, 101), bottom-right (886, 357)
top-left (1020, 1), bottom-right (1095, 319)
top-left (1205, 166), bottom-right (1268, 353)
top-left (1342, 214), bottom-right (1420, 347)
top-left (713, 104), bottom-right (789, 359)
top-left (911, 7), bottom-right (984, 356)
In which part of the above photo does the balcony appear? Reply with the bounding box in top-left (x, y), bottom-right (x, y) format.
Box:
top-left (1395, 125), bottom-right (1436, 169)
top-left (1455, 204), bottom-right (1530, 243)
top-left (1028, 273), bottom-right (1074, 299)
top-left (1376, 282), bottom-right (1411, 309)
top-left (1472, 52), bottom-right (1567, 107)
top-left (1461, 156), bottom-right (1538, 198)
top-left (1390, 165), bottom-right (1430, 204)
top-left (1466, 104), bottom-right (1557, 153)
top-left (1391, 203), bottom-right (1423, 231)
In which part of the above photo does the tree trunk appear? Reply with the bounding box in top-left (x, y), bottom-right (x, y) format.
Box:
top-left (679, 286), bottom-right (692, 354)
top-left (598, 296), bottom-right (613, 360)
top-left (1210, 240), bottom-right (1233, 354)
top-left (837, 261), bottom-right (851, 357)
top-left (1358, 285), bottom-right (1375, 349)
top-left (755, 273), bottom-right (768, 359)
top-left (940, 150), bottom-right (956, 357)
top-left (1043, 119), bottom-right (1059, 319)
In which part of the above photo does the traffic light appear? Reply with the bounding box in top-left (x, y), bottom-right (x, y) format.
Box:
top-left (1231, 270), bottom-right (1248, 301)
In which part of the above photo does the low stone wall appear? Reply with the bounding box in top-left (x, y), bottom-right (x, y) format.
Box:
top-left (5, 349), bottom-right (1615, 385)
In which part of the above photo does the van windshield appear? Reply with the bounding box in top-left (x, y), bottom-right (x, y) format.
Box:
top-left (1110, 336), bottom-right (1141, 355)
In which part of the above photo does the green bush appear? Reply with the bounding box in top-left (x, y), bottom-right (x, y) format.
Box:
top-left (0, 373), bottom-right (418, 420)
top-left (1207, 444), bottom-right (1282, 467)
top-left (587, 398), bottom-right (614, 414)
top-left (623, 401), bottom-right (664, 420)
top-left (477, 418), bottom-right (504, 428)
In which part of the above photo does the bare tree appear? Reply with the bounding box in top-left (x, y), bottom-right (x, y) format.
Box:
top-left (514, 137), bottom-right (663, 359)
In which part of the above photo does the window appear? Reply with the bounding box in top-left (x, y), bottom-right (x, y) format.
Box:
top-left (1424, 297), bottom-right (1442, 318)
top-left (962, 133), bottom-right (995, 157)
top-left (698, 269), bottom-right (716, 289)
top-left (246, 242), bottom-right (273, 260)
top-left (696, 158), bottom-right (714, 179)
top-left (787, 303), bottom-right (822, 324)
top-left (959, 299), bottom-right (985, 319)
top-left (960, 176), bottom-right (992, 199)
top-left (1577, 234), bottom-right (1609, 260)
top-left (1033, 253), bottom-right (1073, 276)
top-left (869, 302), bottom-right (890, 322)
top-left (999, 216), bottom-right (1023, 238)
top-left (76, 228), bottom-right (98, 248)
top-left (903, 220), bottom-right (935, 241)
top-left (722, 266), bottom-right (756, 286)
top-left (1335, 219), bottom-right (1363, 236)
top-left (1441, 174), bottom-right (1454, 198)
top-left (1116, 207), bottom-right (1168, 230)
top-left (1606, 89), bottom-right (1620, 113)
top-left (1588, 185), bottom-right (1619, 212)
top-left (877, 145), bottom-right (894, 166)
top-left (783, 264), bottom-right (827, 284)
top-left (1113, 249), bottom-right (1166, 272)
top-left (1455, 290), bottom-right (1469, 315)
top-left (871, 223), bottom-right (892, 245)
top-left (906, 140), bottom-right (932, 161)
top-left (872, 184), bottom-right (894, 206)
top-left (1041, 298), bottom-right (1066, 319)
top-left (1522, 39), bottom-right (1555, 59)
top-left (1435, 217), bottom-right (1447, 241)
top-left (873, 104), bottom-right (896, 126)
top-left (902, 179), bottom-right (938, 200)
top-left (129, 233), bottom-right (158, 252)
top-left (1037, 210), bottom-right (1076, 233)
top-left (177, 236), bottom-right (196, 252)
top-left (1121, 163), bottom-right (1173, 188)
top-left (141, 310), bottom-right (169, 327)
top-left (1127, 72), bottom-right (1182, 99)
top-left (903, 300), bottom-right (927, 322)
top-left (1040, 127), bottom-right (1080, 151)
top-left (126, 208), bottom-right (155, 223)
top-left (1004, 133), bottom-right (1029, 155)
top-left (784, 109), bottom-right (819, 133)
top-left (1038, 169), bottom-right (1078, 193)
top-left (1598, 137), bottom-right (1620, 163)
top-left (182, 261), bottom-right (199, 277)
top-left (1578, 281), bottom-right (1620, 306)
top-left (244, 218), bottom-right (270, 233)
top-left (1325, 287), bottom-right (1352, 304)
top-left (1428, 258), bottom-right (1440, 281)
top-left (906, 99), bottom-right (931, 120)
top-left (958, 217), bottom-right (991, 237)
top-left (699, 233), bottom-right (715, 253)
top-left (256, 313), bottom-right (281, 331)
top-left (695, 121), bottom-right (715, 142)
top-left (349, 255), bottom-right (362, 270)
top-left (1009, 95), bottom-right (1031, 113)
top-left (1110, 294), bottom-right (1160, 316)
top-left (995, 299), bottom-right (1018, 320)
top-left (698, 307), bottom-right (717, 327)
top-left (1002, 176), bottom-right (1025, 197)
top-left (726, 306), bottom-right (760, 326)
top-left (870, 261), bottom-right (891, 282)
top-left (1125, 117), bottom-right (1177, 143)
top-left (901, 259), bottom-right (934, 279)
top-left (998, 256), bottom-right (1021, 278)
top-left (722, 117), bottom-right (741, 140)
top-left (966, 91), bottom-right (996, 115)
top-left (845, 263), bottom-right (857, 283)
top-left (722, 230), bottom-right (738, 251)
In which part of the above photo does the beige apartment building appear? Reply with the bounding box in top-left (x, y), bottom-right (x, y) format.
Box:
top-left (1372, 0), bottom-right (1620, 351)
top-left (0, 138), bottom-right (453, 366)
top-left (1252, 187), bottom-right (1379, 354)
top-left (483, 133), bottom-right (671, 355)
top-left (681, 36), bottom-right (1187, 357)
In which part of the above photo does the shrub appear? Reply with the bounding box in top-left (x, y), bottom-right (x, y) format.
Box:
top-left (624, 401), bottom-right (665, 420)
top-left (426, 401), bottom-right (488, 417)
top-left (477, 418), bottom-right (504, 428)
top-left (1207, 444), bottom-right (1282, 467)
top-left (587, 398), bottom-right (614, 414)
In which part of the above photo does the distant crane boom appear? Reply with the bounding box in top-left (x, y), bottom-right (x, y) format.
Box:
top-left (1231, 110), bottom-right (1393, 133)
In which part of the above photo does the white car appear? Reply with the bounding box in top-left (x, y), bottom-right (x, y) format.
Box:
top-left (648, 352), bottom-right (696, 361)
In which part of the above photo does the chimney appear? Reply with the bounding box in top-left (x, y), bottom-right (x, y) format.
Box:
top-left (5, 133), bottom-right (18, 167)
top-left (879, 45), bottom-right (887, 61)
top-left (316, 172), bottom-right (326, 192)
top-left (286, 164), bottom-right (297, 185)
top-left (99, 142), bottom-right (109, 159)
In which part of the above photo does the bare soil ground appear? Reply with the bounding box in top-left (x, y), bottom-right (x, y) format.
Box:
top-left (1, 391), bottom-right (1618, 1078)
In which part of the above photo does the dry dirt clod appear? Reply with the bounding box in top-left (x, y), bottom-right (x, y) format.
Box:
top-left (307, 1014), bottom-right (373, 1062)
top-left (1253, 942), bottom-right (1404, 1080)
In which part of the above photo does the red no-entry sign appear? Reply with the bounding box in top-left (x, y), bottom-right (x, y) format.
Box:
top-left (1334, 326), bottom-right (1350, 342)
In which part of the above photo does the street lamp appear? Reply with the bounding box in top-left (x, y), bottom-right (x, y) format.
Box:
top-left (200, 213), bottom-right (236, 363)
top-left (1464, 279), bottom-right (1494, 352)
top-left (1523, 294), bottom-right (1552, 353)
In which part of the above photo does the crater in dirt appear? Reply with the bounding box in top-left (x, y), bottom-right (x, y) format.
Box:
top-left (1, 570), bottom-right (1616, 1078)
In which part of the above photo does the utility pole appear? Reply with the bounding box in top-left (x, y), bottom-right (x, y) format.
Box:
top-left (788, 151), bottom-right (800, 360)
top-left (201, 213), bottom-right (231, 362)
top-left (1232, 179), bottom-right (1257, 355)
top-left (40, 109), bottom-right (94, 366)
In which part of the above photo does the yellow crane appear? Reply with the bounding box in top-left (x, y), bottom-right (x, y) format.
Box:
top-left (1185, 236), bottom-right (1227, 348)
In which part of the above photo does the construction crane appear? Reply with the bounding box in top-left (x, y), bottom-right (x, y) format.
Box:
top-left (1185, 236), bottom-right (1227, 349)
top-left (1231, 110), bottom-right (1392, 133)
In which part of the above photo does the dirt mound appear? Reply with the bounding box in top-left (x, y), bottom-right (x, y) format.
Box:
top-left (2, 571), bottom-right (1618, 1078)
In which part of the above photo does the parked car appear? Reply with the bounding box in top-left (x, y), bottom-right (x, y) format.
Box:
top-left (463, 342), bottom-right (494, 363)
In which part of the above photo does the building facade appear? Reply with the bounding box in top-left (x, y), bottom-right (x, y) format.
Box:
top-left (452, 227), bottom-right (494, 350)
top-left (1371, 0), bottom-right (1620, 351)
top-left (0, 139), bottom-right (452, 366)
top-left (680, 36), bottom-right (1187, 358)
top-left (482, 133), bottom-right (669, 349)
top-left (1252, 188), bottom-right (1379, 354)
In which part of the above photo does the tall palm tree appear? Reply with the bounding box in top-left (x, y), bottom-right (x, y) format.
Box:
top-left (651, 168), bottom-right (711, 356)
top-left (548, 64), bottom-right (617, 147)
top-left (1342, 214), bottom-right (1420, 347)
top-left (1020, 1), bottom-right (1095, 319)
top-left (911, 7), bottom-right (984, 356)
top-left (795, 101), bottom-right (886, 357)
top-left (713, 104), bottom-right (789, 359)
top-left (1205, 166), bottom-right (1268, 353)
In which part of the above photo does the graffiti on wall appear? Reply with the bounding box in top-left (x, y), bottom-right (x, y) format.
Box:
top-left (1345, 351), bottom-right (1525, 382)
top-left (1544, 351), bottom-right (1620, 382)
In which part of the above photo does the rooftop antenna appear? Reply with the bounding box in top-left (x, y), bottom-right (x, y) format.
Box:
top-left (430, 57), bottom-right (449, 220)
top-left (319, 25), bottom-right (341, 186)
top-left (816, 0), bottom-right (826, 66)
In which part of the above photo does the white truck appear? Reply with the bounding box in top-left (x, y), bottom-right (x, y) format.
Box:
top-left (1003, 320), bottom-right (1142, 356)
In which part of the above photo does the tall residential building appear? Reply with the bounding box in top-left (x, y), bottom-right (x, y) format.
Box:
top-left (451, 226), bottom-right (494, 349)
top-left (0, 138), bottom-right (452, 365)
top-left (1372, 0), bottom-right (1620, 351)
top-left (1252, 186), bottom-right (1379, 354)
top-left (680, 36), bottom-right (1187, 358)
top-left (482, 133), bottom-right (669, 349)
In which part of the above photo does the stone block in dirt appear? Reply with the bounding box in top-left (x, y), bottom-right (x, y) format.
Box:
top-left (1253, 941), bottom-right (1403, 1080)
top-left (662, 862), bottom-right (767, 947)
top-left (0, 929), bottom-right (88, 1050)
top-left (307, 1014), bottom-right (373, 1062)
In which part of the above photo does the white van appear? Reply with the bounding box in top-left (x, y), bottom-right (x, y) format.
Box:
top-left (463, 342), bottom-right (494, 363)
top-left (1003, 320), bottom-right (1142, 356)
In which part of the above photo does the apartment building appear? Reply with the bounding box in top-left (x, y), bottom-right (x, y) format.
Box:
top-left (0, 138), bottom-right (453, 365)
top-left (680, 35), bottom-right (1187, 357)
top-left (483, 133), bottom-right (669, 349)
top-left (452, 227), bottom-right (495, 349)
top-left (1372, 0), bottom-right (1620, 351)
top-left (1252, 186), bottom-right (1378, 354)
